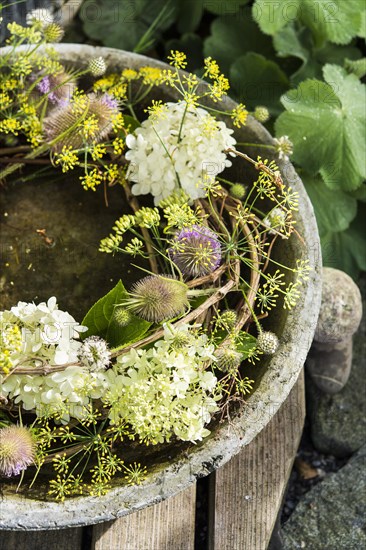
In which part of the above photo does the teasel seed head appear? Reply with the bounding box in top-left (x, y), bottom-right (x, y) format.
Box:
top-left (214, 344), bottom-right (243, 373)
top-left (43, 23), bottom-right (64, 43)
top-left (256, 331), bottom-right (279, 355)
top-left (254, 106), bottom-right (270, 123)
top-left (35, 69), bottom-right (77, 106)
top-left (88, 57), bottom-right (107, 77)
top-left (44, 93), bottom-right (119, 152)
top-left (230, 183), bottom-right (246, 200)
top-left (113, 306), bottom-right (132, 327)
top-left (169, 225), bottom-right (222, 279)
top-left (125, 275), bottom-right (189, 323)
top-left (0, 425), bottom-right (36, 477)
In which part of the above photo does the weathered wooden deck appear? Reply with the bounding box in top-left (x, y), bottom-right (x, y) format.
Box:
top-left (0, 371), bottom-right (305, 550)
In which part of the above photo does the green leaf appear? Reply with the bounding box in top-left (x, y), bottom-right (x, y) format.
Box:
top-left (230, 53), bottom-right (289, 115)
top-left (253, 0), bottom-right (362, 45)
top-left (303, 174), bottom-right (357, 235)
top-left (321, 205), bottom-right (366, 279)
top-left (291, 42), bottom-right (362, 84)
top-left (344, 58), bottom-right (366, 79)
top-left (273, 24), bottom-right (309, 63)
top-left (123, 115), bottom-right (140, 134)
top-left (276, 65), bottom-right (366, 191)
top-left (81, 0), bottom-right (178, 52)
top-left (350, 183), bottom-right (366, 202)
top-left (204, 11), bottom-right (275, 76)
top-left (82, 280), bottom-right (151, 348)
top-left (165, 33), bottom-right (204, 72)
top-left (358, 10), bottom-right (366, 38)
top-left (176, 0), bottom-right (204, 33)
top-left (203, 0), bottom-right (249, 15)
top-left (237, 334), bottom-right (257, 358)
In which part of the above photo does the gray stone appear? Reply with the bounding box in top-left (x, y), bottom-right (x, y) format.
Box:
top-left (307, 268), bottom-right (363, 394)
top-left (307, 277), bottom-right (366, 457)
top-left (307, 338), bottom-right (353, 394)
top-left (282, 444), bottom-right (366, 550)
top-left (314, 268), bottom-right (362, 344)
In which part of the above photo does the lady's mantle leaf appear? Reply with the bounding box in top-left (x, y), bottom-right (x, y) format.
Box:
top-left (230, 53), bottom-right (289, 115)
top-left (82, 280), bottom-right (150, 348)
top-left (204, 11), bottom-right (275, 76)
top-left (253, 0), bottom-right (362, 45)
top-left (275, 64), bottom-right (366, 191)
top-left (303, 174), bottom-right (357, 236)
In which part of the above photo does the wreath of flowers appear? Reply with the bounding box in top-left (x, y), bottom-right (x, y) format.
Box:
top-left (0, 10), bottom-right (308, 500)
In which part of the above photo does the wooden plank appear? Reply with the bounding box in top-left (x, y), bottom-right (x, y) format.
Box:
top-left (0, 528), bottom-right (83, 550)
top-left (92, 483), bottom-right (196, 550)
top-left (210, 369), bottom-right (305, 550)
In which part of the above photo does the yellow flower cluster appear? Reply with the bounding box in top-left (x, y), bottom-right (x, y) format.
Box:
top-left (82, 115), bottom-right (99, 139)
top-left (7, 22), bottom-right (42, 44)
top-left (167, 50), bottom-right (187, 69)
top-left (0, 93), bottom-right (12, 109)
top-left (112, 137), bottom-right (124, 155)
top-left (54, 146), bottom-right (79, 172)
top-left (231, 104), bottom-right (249, 128)
top-left (0, 118), bottom-right (22, 135)
top-left (91, 144), bottom-right (107, 161)
top-left (80, 169), bottom-right (104, 191)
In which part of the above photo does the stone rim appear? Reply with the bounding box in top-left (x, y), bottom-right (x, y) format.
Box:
top-left (0, 44), bottom-right (322, 530)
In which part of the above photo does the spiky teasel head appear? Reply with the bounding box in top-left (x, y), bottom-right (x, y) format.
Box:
top-left (78, 336), bottom-right (110, 372)
top-left (0, 425), bottom-right (36, 477)
top-left (43, 23), bottom-right (64, 43)
top-left (230, 183), bottom-right (246, 200)
top-left (214, 344), bottom-right (243, 373)
top-left (44, 93), bottom-right (119, 152)
top-left (256, 331), bottom-right (279, 355)
top-left (125, 275), bottom-right (189, 323)
top-left (254, 106), bottom-right (270, 123)
top-left (35, 69), bottom-right (77, 107)
top-left (113, 306), bottom-right (132, 327)
top-left (88, 57), bottom-right (107, 77)
top-left (169, 225), bottom-right (221, 279)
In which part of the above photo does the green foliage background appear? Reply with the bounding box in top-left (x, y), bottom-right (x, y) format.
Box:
top-left (5, 0), bottom-right (365, 277)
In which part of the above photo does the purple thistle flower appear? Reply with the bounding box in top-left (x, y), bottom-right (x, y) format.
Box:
top-left (0, 425), bottom-right (36, 477)
top-left (169, 225), bottom-right (222, 279)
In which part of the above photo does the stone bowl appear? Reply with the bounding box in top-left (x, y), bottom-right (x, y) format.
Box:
top-left (0, 45), bottom-right (322, 530)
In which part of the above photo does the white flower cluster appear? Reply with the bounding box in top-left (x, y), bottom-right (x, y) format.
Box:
top-left (0, 298), bottom-right (104, 422)
top-left (0, 297), bottom-right (86, 367)
top-left (1, 300), bottom-right (220, 439)
top-left (103, 324), bottom-right (220, 443)
top-left (125, 101), bottom-right (236, 204)
top-left (2, 366), bottom-right (108, 423)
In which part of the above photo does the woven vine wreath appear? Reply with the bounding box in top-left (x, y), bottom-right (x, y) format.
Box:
top-left (0, 12), bottom-right (309, 500)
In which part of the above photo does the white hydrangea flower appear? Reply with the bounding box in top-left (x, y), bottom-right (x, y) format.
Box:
top-left (2, 367), bottom-right (110, 423)
top-left (103, 324), bottom-right (220, 443)
top-left (125, 101), bottom-right (236, 204)
top-left (0, 297), bottom-right (87, 369)
top-left (0, 298), bottom-right (102, 422)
